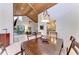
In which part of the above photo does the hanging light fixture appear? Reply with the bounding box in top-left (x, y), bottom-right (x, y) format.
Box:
top-left (41, 10), bottom-right (50, 22)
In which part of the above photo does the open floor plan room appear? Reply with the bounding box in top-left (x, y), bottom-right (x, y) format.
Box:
top-left (0, 3), bottom-right (79, 55)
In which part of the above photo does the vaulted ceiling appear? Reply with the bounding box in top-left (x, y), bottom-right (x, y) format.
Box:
top-left (13, 3), bottom-right (57, 22)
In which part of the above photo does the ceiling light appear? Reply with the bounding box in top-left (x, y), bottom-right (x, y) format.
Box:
top-left (21, 7), bottom-right (24, 10)
top-left (41, 10), bottom-right (50, 23)
top-left (41, 19), bottom-right (49, 22)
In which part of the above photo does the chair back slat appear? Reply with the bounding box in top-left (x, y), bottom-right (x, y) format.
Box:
top-left (67, 36), bottom-right (79, 55)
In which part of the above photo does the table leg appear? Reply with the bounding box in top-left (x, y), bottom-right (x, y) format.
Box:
top-left (21, 45), bottom-right (23, 55)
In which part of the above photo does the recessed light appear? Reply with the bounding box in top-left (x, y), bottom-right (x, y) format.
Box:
top-left (21, 7), bottom-right (24, 10)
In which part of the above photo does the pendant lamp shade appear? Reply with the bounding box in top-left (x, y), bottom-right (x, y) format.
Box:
top-left (41, 10), bottom-right (50, 22)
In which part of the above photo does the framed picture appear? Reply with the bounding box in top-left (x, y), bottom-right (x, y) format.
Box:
top-left (40, 25), bottom-right (44, 30)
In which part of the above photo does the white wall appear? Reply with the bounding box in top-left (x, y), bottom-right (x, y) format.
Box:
top-left (33, 23), bottom-right (38, 33)
top-left (38, 12), bottom-right (47, 35)
top-left (47, 3), bottom-right (79, 47)
top-left (22, 16), bottom-right (35, 33)
top-left (0, 3), bottom-right (13, 44)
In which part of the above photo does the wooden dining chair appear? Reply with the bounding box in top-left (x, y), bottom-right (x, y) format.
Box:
top-left (60, 36), bottom-right (79, 55)
top-left (0, 42), bottom-right (8, 55)
top-left (67, 36), bottom-right (79, 55)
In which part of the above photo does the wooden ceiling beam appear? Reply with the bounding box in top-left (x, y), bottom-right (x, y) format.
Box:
top-left (27, 3), bottom-right (38, 15)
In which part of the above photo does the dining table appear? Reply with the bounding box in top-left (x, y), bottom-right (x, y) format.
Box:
top-left (21, 38), bottom-right (63, 55)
